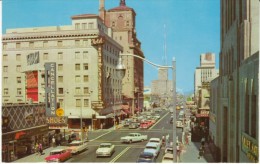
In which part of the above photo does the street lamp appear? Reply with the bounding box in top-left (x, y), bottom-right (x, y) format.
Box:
top-left (116, 53), bottom-right (177, 162)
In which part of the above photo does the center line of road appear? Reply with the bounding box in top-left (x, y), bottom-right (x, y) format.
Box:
top-left (149, 111), bottom-right (169, 129)
top-left (109, 147), bottom-right (130, 163)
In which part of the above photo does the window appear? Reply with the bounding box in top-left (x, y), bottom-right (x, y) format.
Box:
top-left (43, 41), bottom-right (48, 48)
top-left (3, 43), bottom-right (7, 50)
top-left (4, 88), bottom-right (8, 95)
top-left (75, 75), bottom-right (81, 83)
top-left (83, 40), bottom-right (88, 47)
top-left (112, 21), bottom-right (115, 27)
top-left (17, 88), bottom-right (22, 95)
top-left (75, 23), bottom-right (80, 30)
top-left (82, 23), bottom-right (87, 29)
top-left (83, 51), bottom-right (88, 59)
top-left (57, 41), bottom-right (63, 47)
top-left (75, 52), bottom-right (80, 59)
top-left (75, 40), bottom-right (80, 47)
top-left (3, 54), bottom-right (7, 61)
top-left (84, 87), bottom-right (89, 94)
top-left (84, 99), bottom-right (89, 107)
top-left (84, 75), bottom-right (89, 82)
top-left (58, 76), bottom-right (63, 83)
top-left (29, 42), bottom-right (34, 48)
top-left (16, 65), bottom-right (21, 72)
top-left (58, 88), bottom-right (64, 94)
top-left (58, 64), bottom-right (63, 71)
top-left (16, 54), bottom-right (21, 61)
top-left (76, 99), bottom-right (81, 107)
top-left (75, 87), bottom-right (81, 94)
top-left (126, 21), bottom-right (130, 26)
top-left (88, 22), bottom-right (94, 29)
top-left (16, 43), bottom-right (21, 48)
top-left (75, 64), bottom-right (80, 70)
top-left (3, 66), bottom-right (8, 72)
top-left (17, 77), bottom-right (21, 83)
top-left (58, 52), bottom-right (63, 60)
top-left (3, 77), bottom-right (8, 84)
top-left (43, 53), bottom-right (48, 60)
top-left (83, 63), bottom-right (88, 70)
top-left (58, 99), bottom-right (64, 108)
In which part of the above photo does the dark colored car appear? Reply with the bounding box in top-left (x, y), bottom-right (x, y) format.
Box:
top-left (137, 152), bottom-right (156, 163)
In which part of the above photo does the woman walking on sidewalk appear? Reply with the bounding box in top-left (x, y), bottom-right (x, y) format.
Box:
top-left (198, 145), bottom-right (204, 159)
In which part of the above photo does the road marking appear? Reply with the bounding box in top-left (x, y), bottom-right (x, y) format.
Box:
top-left (109, 147), bottom-right (130, 163)
top-left (150, 112), bottom-right (169, 129)
top-left (89, 131), bottom-right (112, 142)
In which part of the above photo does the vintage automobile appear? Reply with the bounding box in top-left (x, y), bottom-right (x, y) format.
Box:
top-left (45, 148), bottom-right (71, 162)
top-left (143, 142), bottom-right (161, 158)
top-left (148, 138), bottom-right (162, 147)
top-left (162, 153), bottom-right (174, 163)
top-left (121, 133), bottom-right (148, 143)
top-left (129, 122), bottom-right (139, 129)
top-left (67, 140), bottom-right (88, 154)
top-left (140, 121), bottom-right (152, 129)
top-left (96, 143), bottom-right (115, 157)
top-left (164, 146), bottom-right (173, 154)
top-left (137, 151), bottom-right (156, 163)
top-left (176, 120), bottom-right (183, 128)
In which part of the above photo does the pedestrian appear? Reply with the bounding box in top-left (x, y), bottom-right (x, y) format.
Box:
top-left (198, 145), bottom-right (204, 159)
top-left (162, 135), bottom-right (165, 146)
top-left (185, 135), bottom-right (189, 145)
top-left (38, 143), bottom-right (43, 155)
top-left (35, 143), bottom-right (39, 155)
top-left (52, 136), bottom-right (56, 147)
top-left (177, 143), bottom-right (181, 162)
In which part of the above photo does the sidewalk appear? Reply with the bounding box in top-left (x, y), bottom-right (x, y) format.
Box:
top-left (180, 141), bottom-right (215, 163)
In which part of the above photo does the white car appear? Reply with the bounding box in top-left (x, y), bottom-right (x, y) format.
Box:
top-left (164, 146), bottom-right (173, 154)
top-left (162, 153), bottom-right (174, 163)
top-left (176, 120), bottom-right (183, 128)
top-left (143, 142), bottom-right (160, 157)
top-left (96, 143), bottom-right (115, 157)
top-left (121, 133), bottom-right (148, 143)
top-left (68, 140), bottom-right (88, 154)
top-left (148, 138), bottom-right (162, 147)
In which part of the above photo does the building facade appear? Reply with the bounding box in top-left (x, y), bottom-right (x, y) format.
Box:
top-left (99, 0), bottom-right (145, 115)
top-left (194, 53), bottom-right (219, 104)
top-left (210, 0), bottom-right (259, 162)
top-left (2, 14), bottom-right (123, 130)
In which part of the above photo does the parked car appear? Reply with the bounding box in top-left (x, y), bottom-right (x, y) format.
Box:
top-left (162, 153), bottom-right (174, 163)
top-left (129, 122), bottom-right (139, 129)
top-left (123, 119), bottom-right (132, 127)
top-left (140, 121), bottom-right (153, 129)
top-left (148, 138), bottom-right (162, 147)
top-left (45, 148), bottom-right (71, 162)
top-left (137, 151), bottom-right (156, 163)
top-left (143, 142), bottom-right (161, 158)
top-left (67, 140), bottom-right (88, 154)
top-left (176, 120), bottom-right (183, 128)
top-left (96, 143), bottom-right (115, 157)
top-left (121, 133), bottom-right (148, 143)
top-left (164, 146), bottom-right (173, 154)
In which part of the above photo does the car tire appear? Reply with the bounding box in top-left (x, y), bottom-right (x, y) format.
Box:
top-left (141, 139), bottom-right (144, 142)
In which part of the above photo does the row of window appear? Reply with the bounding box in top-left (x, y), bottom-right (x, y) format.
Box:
top-left (59, 98), bottom-right (90, 107)
top-left (75, 22), bottom-right (94, 30)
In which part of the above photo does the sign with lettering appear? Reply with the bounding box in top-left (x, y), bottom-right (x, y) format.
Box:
top-left (46, 116), bottom-right (68, 126)
top-left (241, 133), bottom-right (258, 162)
top-left (91, 36), bottom-right (105, 46)
top-left (27, 51), bottom-right (40, 65)
top-left (91, 101), bottom-right (104, 109)
top-left (45, 63), bottom-right (57, 117)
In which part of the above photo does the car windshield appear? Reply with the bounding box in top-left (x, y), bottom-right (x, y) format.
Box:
top-left (140, 154), bottom-right (153, 159)
top-left (166, 149), bottom-right (173, 153)
top-left (164, 157), bottom-right (173, 160)
top-left (146, 146), bottom-right (156, 149)
top-left (150, 140), bottom-right (159, 143)
top-left (100, 144), bottom-right (111, 148)
top-left (50, 152), bottom-right (61, 155)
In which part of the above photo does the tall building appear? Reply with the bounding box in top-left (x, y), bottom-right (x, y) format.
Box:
top-left (2, 13), bottom-right (123, 130)
top-left (151, 68), bottom-right (173, 107)
top-left (194, 53), bottom-right (219, 103)
top-left (210, 0), bottom-right (259, 162)
top-left (99, 0), bottom-right (144, 115)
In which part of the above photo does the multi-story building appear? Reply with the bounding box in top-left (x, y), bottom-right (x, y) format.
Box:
top-left (194, 53), bottom-right (219, 103)
top-left (151, 68), bottom-right (173, 107)
top-left (99, 0), bottom-right (144, 115)
top-left (2, 13), bottom-right (123, 130)
top-left (210, 0), bottom-right (259, 162)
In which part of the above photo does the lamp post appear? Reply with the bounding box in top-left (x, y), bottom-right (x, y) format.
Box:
top-left (116, 53), bottom-right (176, 162)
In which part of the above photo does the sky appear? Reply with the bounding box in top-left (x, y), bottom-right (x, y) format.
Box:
top-left (2, 0), bottom-right (220, 94)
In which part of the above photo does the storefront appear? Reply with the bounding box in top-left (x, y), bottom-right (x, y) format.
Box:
top-left (2, 125), bottom-right (52, 162)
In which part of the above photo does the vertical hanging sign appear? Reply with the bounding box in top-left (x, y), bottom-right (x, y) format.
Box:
top-left (45, 62), bottom-right (57, 116)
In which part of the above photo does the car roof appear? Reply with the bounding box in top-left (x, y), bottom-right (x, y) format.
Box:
top-left (50, 149), bottom-right (65, 152)
top-left (100, 143), bottom-right (112, 145)
top-left (149, 138), bottom-right (160, 141)
top-left (146, 142), bottom-right (159, 147)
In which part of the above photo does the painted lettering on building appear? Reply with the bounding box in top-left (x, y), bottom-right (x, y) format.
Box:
top-left (242, 133), bottom-right (258, 162)
top-left (46, 116), bottom-right (67, 126)
top-left (91, 36), bottom-right (105, 46)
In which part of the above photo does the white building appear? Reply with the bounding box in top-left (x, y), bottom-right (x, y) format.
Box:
top-left (2, 14), bottom-right (123, 129)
